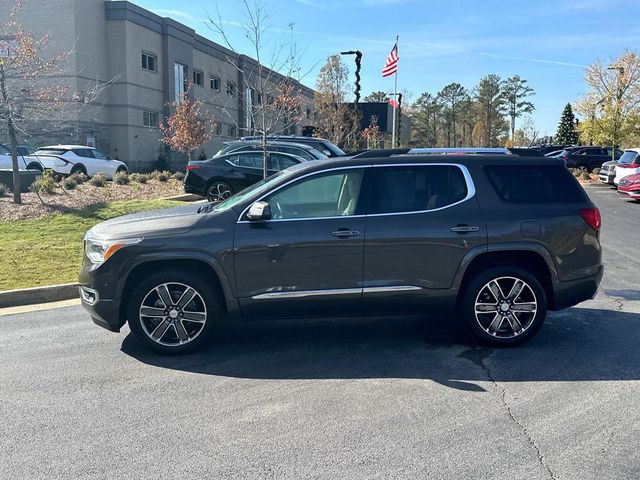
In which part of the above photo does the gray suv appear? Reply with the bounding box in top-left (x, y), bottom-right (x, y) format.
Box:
top-left (79, 154), bottom-right (603, 354)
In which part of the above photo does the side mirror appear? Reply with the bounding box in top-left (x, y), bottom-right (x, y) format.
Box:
top-left (246, 201), bottom-right (271, 221)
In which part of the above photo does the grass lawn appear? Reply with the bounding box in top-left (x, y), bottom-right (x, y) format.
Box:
top-left (0, 199), bottom-right (180, 291)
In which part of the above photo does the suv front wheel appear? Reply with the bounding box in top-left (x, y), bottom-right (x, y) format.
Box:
top-left (127, 270), bottom-right (222, 354)
top-left (461, 266), bottom-right (547, 346)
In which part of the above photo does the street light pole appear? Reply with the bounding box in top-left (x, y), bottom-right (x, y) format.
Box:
top-left (340, 50), bottom-right (363, 108)
top-left (607, 65), bottom-right (624, 162)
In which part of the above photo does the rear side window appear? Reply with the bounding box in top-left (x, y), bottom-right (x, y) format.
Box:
top-left (370, 165), bottom-right (468, 214)
top-left (484, 165), bottom-right (586, 203)
top-left (268, 154), bottom-right (299, 171)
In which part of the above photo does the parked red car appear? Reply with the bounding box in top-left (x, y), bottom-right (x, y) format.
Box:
top-left (617, 173), bottom-right (640, 199)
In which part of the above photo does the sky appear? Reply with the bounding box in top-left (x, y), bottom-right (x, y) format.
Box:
top-left (137, 0), bottom-right (640, 136)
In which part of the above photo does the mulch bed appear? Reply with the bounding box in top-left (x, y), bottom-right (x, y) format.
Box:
top-left (0, 179), bottom-right (185, 221)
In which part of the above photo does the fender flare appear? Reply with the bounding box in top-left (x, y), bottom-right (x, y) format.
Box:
top-left (450, 242), bottom-right (558, 291)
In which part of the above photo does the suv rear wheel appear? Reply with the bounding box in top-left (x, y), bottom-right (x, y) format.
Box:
top-left (127, 270), bottom-right (222, 354)
top-left (462, 266), bottom-right (547, 346)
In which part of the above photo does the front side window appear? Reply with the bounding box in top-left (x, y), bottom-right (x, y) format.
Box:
top-left (210, 76), bottom-right (220, 91)
top-left (230, 152), bottom-right (263, 170)
top-left (92, 149), bottom-right (109, 160)
top-left (370, 165), bottom-right (468, 214)
top-left (265, 169), bottom-right (364, 220)
top-left (73, 149), bottom-right (94, 158)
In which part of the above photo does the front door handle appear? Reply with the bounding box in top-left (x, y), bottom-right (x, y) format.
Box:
top-left (332, 230), bottom-right (360, 238)
top-left (450, 225), bottom-right (480, 233)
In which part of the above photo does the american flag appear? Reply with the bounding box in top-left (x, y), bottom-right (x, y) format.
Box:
top-left (382, 43), bottom-right (399, 77)
top-left (389, 98), bottom-right (399, 109)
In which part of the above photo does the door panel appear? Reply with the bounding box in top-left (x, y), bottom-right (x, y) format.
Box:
top-left (362, 165), bottom-right (487, 311)
top-left (233, 167), bottom-right (367, 317)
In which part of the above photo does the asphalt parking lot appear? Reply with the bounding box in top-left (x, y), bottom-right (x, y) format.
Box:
top-left (1, 184), bottom-right (639, 480)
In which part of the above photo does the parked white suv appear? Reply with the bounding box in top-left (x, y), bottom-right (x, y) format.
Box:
top-left (0, 144), bottom-right (43, 171)
top-left (613, 148), bottom-right (640, 185)
top-left (34, 145), bottom-right (128, 179)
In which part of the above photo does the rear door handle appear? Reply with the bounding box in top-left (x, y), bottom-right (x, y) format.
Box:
top-left (450, 225), bottom-right (480, 233)
top-left (332, 230), bottom-right (360, 238)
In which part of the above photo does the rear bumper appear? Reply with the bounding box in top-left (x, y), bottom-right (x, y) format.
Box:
top-left (552, 265), bottom-right (603, 310)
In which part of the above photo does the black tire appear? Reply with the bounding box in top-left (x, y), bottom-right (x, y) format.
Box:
top-left (461, 266), bottom-right (547, 347)
top-left (70, 164), bottom-right (87, 176)
top-left (577, 163), bottom-right (592, 173)
top-left (26, 163), bottom-right (43, 172)
top-left (206, 180), bottom-right (234, 203)
top-left (127, 269), bottom-right (223, 354)
top-left (116, 166), bottom-right (128, 174)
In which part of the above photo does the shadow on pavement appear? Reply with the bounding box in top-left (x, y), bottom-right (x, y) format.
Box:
top-left (121, 307), bottom-right (640, 391)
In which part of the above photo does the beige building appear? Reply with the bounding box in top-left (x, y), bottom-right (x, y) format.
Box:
top-left (0, 0), bottom-right (316, 170)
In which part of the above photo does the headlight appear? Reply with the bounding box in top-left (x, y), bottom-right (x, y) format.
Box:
top-left (84, 236), bottom-right (142, 265)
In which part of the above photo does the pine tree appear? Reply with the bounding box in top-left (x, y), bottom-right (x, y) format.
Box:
top-left (556, 103), bottom-right (579, 145)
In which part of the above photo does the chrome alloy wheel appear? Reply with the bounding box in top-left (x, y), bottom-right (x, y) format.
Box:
top-left (474, 276), bottom-right (537, 338)
top-left (207, 182), bottom-right (232, 203)
top-left (139, 282), bottom-right (207, 347)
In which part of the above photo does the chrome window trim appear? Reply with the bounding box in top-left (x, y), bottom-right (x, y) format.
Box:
top-left (251, 285), bottom-right (423, 300)
top-left (236, 163), bottom-right (476, 224)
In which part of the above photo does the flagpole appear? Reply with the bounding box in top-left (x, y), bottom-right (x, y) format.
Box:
top-left (391, 35), bottom-right (398, 148)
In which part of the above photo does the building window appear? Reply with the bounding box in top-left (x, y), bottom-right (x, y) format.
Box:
top-left (143, 111), bottom-right (159, 127)
top-left (306, 107), bottom-right (311, 119)
top-left (213, 122), bottom-right (221, 135)
top-left (228, 125), bottom-right (236, 137)
top-left (174, 63), bottom-right (188, 103)
top-left (226, 81), bottom-right (236, 97)
top-left (193, 70), bottom-right (204, 87)
top-left (141, 52), bottom-right (157, 72)
top-left (210, 76), bottom-right (220, 91)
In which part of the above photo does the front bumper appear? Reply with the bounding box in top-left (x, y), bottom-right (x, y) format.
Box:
top-left (618, 188), bottom-right (640, 198)
top-left (552, 265), bottom-right (603, 310)
top-left (79, 286), bottom-right (122, 332)
top-left (599, 173), bottom-right (615, 184)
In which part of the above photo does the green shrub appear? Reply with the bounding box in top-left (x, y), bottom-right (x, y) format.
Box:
top-left (62, 177), bottom-right (77, 190)
top-left (114, 171), bottom-right (130, 185)
top-left (0, 183), bottom-right (8, 197)
top-left (155, 152), bottom-right (171, 171)
top-left (172, 171), bottom-right (185, 181)
top-left (130, 173), bottom-right (149, 184)
top-left (31, 170), bottom-right (57, 194)
top-left (592, 167), bottom-right (601, 175)
top-left (156, 171), bottom-right (170, 182)
top-left (89, 173), bottom-right (107, 187)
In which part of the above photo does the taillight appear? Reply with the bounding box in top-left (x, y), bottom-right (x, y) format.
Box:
top-left (619, 163), bottom-right (640, 168)
top-left (186, 165), bottom-right (200, 171)
top-left (580, 207), bottom-right (601, 231)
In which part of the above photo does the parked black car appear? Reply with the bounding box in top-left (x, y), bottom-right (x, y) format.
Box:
top-left (240, 135), bottom-right (346, 158)
top-left (559, 146), bottom-right (623, 171)
top-left (184, 150), bottom-right (304, 202)
top-left (80, 153), bottom-right (603, 354)
top-left (215, 140), bottom-right (327, 161)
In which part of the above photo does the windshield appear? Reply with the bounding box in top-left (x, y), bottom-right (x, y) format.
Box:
top-left (618, 151), bottom-right (639, 165)
top-left (212, 169), bottom-right (294, 213)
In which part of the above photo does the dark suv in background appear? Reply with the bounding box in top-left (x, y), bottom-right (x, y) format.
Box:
top-left (80, 154), bottom-right (602, 354)
top-left (240, 135), bottom-right (346, 158)
top-left (559, 146), bottom-right (623, 171)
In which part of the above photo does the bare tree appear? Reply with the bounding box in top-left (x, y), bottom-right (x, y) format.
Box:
top-left (314, 54), bottom-right (359, 150)
top-left (0, 0), bottom-right (115, 204)
top-left (208, 0), bottom-right (306, 179)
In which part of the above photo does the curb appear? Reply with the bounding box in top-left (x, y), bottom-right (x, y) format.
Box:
top-left (162, 193), bottom-right (204, 202)
top-left (0, 283), bottom-right (79, 308)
